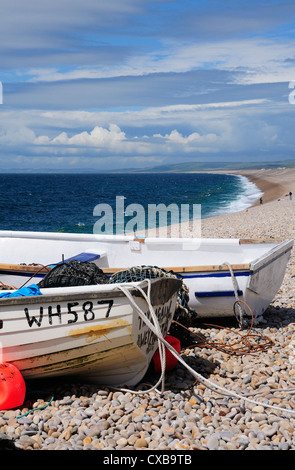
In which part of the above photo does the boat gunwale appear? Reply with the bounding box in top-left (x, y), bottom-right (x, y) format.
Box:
top-left (1, 243), bottom-right (292, 278)
top-left (0, 277), bottom-right (182, 307)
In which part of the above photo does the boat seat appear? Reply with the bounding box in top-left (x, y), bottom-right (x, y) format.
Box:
top-left (64, 252), bottom-right (106, 263)
top-left (55, 251), bottom-right (107, 265)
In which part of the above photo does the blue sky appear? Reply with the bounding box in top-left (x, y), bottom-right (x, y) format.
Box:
top-left (1, 0), bottom-right (295, 171)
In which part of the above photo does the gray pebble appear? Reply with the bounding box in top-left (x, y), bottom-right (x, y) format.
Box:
top-left (206, 435), bottom-right (219, 450)
top-left (220, 430), bottom-right (235, 442)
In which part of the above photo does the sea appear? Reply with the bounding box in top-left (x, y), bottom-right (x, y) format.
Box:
top-left (0, 173), bottom-right (262, 234)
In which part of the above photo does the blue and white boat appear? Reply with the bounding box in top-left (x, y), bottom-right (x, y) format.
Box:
top-left (0, 230), bottom-right (293, 320)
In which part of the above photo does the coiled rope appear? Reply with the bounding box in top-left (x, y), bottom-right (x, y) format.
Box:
top-left (180, 300), bottom-right (274, 356)
top-left (118, 279), bottom-right (295, 415)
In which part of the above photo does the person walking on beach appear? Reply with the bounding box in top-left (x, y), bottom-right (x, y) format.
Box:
top-left (289, 191), bottom-right (293, 200)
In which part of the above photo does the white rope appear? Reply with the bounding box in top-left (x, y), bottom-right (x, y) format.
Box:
top-left (117, 280), bottom-right (167, 394)
top-left (118, 279), bottom-right (295, 415)
top-left (223, 261), bottom-right (245, 325)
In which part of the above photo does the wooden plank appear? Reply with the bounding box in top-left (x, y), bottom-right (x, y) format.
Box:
top-left (101, 263), bottom-right (250, 274)
top-left (239, 238), bottom-right (281, 244)
top-left (0, 262), bottom-right (251, 276)
top-left (0, 263), bottom-right (50, 274)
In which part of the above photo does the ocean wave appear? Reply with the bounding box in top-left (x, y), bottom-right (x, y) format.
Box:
top-left (206, 175), bottom-right (263, 217)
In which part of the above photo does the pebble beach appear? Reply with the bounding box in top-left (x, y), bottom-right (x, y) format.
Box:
top-left (1, 167), bottom-right (295, 452)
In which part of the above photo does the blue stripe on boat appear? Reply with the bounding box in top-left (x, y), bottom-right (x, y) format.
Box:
top-left (183, 271), bottom-right (251, 279)
top-left (195, 290), bottom-right (243, 298)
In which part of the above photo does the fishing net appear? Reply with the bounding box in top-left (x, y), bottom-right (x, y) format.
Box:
top-left (108, 265), bottom-right (177, 283)
top-left (108, 265), bottom-right (196, 344)
top-left (108, 265), bottom-right (188, 306)
top-left (38, 260), bottom-right (108, 288)
top-left (38, 262), bottom-right (196, 344)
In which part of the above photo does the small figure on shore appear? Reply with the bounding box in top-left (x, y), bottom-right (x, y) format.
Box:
top-left (289, 191), bottom-right (293, 200)
top-left (260, 197), bottom-right (263, 204)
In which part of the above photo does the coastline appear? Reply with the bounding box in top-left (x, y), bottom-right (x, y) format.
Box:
top-left (200, 167), bottom-right (295, 240)
top-left (223, 168), bottom-right (291, 206)
top-left (189, 167), bottom-right (291, 207)
top-left (141, 167), bottom-right (295, 238)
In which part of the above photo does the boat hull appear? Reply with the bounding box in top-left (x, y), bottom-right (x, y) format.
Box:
top-left (0, 278), bottom-right (181, 386)
top-left (174, 239), bottom-right (293, 318)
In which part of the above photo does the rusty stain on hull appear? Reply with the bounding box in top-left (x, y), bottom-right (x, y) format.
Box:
top-left (68, 318), bottom-right (131, 343)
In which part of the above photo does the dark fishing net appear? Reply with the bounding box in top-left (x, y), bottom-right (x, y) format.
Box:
top-left (108, 265), bottom-right (197, 345)
top-left (38, 262), bottom-right (196, 345)
top-left (38, 260), bottom-right (108, 288)
top-left (108, 265), bottom-right (178, 283)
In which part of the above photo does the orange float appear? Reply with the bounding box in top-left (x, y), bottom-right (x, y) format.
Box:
top-left (153, 335), bottom-right (181, 373)
top-left (0, 363), bottom-right (26, 411)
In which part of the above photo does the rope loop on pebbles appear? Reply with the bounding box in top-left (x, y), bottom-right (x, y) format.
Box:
top-left (118, 279), bottom-right (295, 416)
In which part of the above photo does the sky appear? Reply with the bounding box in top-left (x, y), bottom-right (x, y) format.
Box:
top-left (1, 0), bottom-right (295, 172)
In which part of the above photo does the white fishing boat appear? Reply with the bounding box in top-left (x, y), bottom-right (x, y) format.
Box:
top-left (0, 277), bottom-right (181, 386)
top-left (0, 230), bottom-right (293, 319)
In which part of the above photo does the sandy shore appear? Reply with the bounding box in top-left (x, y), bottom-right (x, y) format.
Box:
top-left (220, 167), bottom-right (292, 206)
top-left (140, 167), bottom-right (295, 240)
top-left (200, 167), bottom-right (295, 239)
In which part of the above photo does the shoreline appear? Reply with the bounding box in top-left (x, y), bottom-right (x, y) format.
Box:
top-left (187, 167), bottom-right (295, 234)
top-left (199, 168), bottom-right (295, 241)
top-left (137, 167), bottom-right (295, 238)
top-left (189, 167), bottom-right (291, 207)
top-left (223, 169), bottom-right (290, 207)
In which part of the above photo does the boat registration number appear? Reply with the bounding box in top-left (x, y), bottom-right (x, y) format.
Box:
top-left (21, 300), bottom-right (114, 328)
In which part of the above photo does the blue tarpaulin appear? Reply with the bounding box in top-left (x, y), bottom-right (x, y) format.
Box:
top-left (0, 284), bottom-right (42, 298)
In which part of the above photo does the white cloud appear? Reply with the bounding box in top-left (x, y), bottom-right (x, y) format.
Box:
top-left (153, 129), bottom-right (218, 152)
top-left (32, 123), bottom-right (222, 156)
top-left (33, 123), bottom-right (153, 156)
top-left (23, 37), bottom-right (295, 87)
top-left (2, 1), bottom-right (295, 171)
top-left (0, 91), bottom-right (291, 172)
top-left (49, 124), bottom-right (126, 147)
top-left (37, 99), bottom-right (270, 132)
top-left (0, 124), bottom-right (37, 145)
